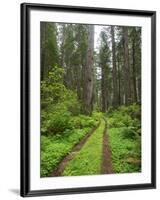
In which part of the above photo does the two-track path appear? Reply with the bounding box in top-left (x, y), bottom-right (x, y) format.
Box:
top-left (50, 118), bottom-right (113, 177)
top-left (101, 123), bottom-right (113, 174)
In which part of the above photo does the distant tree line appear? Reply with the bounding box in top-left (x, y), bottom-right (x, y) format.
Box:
top-left (99, 26), bottom-right (141, 112)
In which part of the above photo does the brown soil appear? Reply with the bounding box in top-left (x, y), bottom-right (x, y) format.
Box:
top-left (50, 122), bottom-right (100, 177)
top-left (101, 126), bottom-right (114, 174)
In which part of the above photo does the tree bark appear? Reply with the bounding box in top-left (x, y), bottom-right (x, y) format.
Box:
top-left (111, 26), bottom-right (118, 107)
top-left (132, 36), bottom-right (137, 102)
top-left (123, 27), bottom-right (131, 105)
top-left (82, 25), bottom-right (94, 115)
top-left (40, 22), bottom-right (46, 81)
top-left (117, 55), bottom-right (121, 106)
top-left (101, 64), bottom-right (108, 112)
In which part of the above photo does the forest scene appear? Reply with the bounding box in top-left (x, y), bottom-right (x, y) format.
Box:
top-left (40, 22), bottom-right (141, 177)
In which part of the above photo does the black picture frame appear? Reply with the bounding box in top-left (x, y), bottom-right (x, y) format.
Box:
top-left (20, 2), bottom-right (156, 197)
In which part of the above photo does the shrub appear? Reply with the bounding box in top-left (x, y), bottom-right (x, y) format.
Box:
top-left (41, 135), bottom-right (71, 176)
top-left (63, 90), bottom-right (80, 116)
top-left (41, 65), bottom-right (81, 136)
top-left (107, 104), bottom-right (141, 141)
top-left (121, 126), bottom-right (137, 139)
top-left (107, 104), bottom-right (141, 130)
top-left (118, 103), bottom-right (141, 120)
top-left (41, 103), bottom-right (72, 135)
top-left (108, 128), bottom-right (141, 173)
top-left (41, 66), bottom-right (66, 108)
top-left (107, 112), bottom-right (132, 128)
top-left (69, 114), bottom-right (98, 129)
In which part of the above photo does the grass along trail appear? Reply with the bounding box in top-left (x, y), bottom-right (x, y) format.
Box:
top-left (50, 122), bottom-right (100, 177)
top-left (62, 119), bottom-right (106, 176)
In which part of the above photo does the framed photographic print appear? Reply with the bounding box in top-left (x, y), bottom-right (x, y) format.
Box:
top-left (20, 2), bottom-right (156, 197)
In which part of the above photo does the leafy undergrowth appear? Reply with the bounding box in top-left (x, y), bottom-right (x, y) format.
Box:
top-left (109, 128), bottom-right (141, 173)
top-left (62, 119), bottom-right (105, 176)
top-left (107, 104), bottom-right (141, 173)
top-left (41, 114), bottom-right (100, 177)
top-left (40, 66), bottom-right (102, 177)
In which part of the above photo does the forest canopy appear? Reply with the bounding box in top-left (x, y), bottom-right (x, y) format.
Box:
top-left (41, 22), bottom-right (141, 115)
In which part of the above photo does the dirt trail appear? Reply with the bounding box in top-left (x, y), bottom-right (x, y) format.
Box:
top-left (50, 122), bottom-right (100, 177)
top-left (101, 125), bottom-right (114, 174)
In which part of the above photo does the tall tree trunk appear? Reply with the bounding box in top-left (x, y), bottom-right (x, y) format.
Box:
top-left (132, 36), bottom-right (137, 102)
top-left (101, 64), bottom-right (108, 112)
top-left (137, 78), bottom-right (141, 103)
top-left (75, 64), bottom-right (82, 100)
top-left (60, 24), bottom-right (65, 67)
top-left (92, 66), bottom-right (97, 111)
top-left (111, 26), bottom-right (118, 107)
top-left (123, 27), bottom-right (131, 105)
top-left (82, 25), bottom-right (94, 115)
top-left (117, 55), bottom-right (121, 105)
top-left (40, 22), bottom-right (46, 81)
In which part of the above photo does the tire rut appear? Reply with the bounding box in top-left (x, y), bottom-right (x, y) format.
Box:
top-left (50, 121), bottom-right (100, 177)
top-left (101, 124), bottom-right (114, 174)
